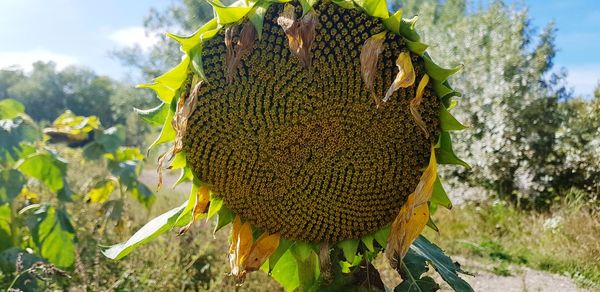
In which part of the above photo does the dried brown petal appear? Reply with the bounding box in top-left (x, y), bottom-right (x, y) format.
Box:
top-left (409, 74), bottom-right (429, 138)
top-left (360, 31), bottom-right (386, 108)
top-left (277, 5), bottom-right (316, 68)
top-left (225, 23), bottom-right (256, 83)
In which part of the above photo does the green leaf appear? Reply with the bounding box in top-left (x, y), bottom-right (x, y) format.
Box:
top-left (95, 125), bottom-right (126, 153)
top-left (0, 169), bottom-right (26, 204)
top-left (27, 206), bottom-right (76, 267)
top-left (433, 80), bottom-right (462, 102)
top-left (147, 103), bottom-right (176, 151)
top-left (268, 249), bottom-right (300, 292)
top-left (269, 238), bottom-right (294, 271)
top-left (437, 131), bottom-right (470, 168)
top-left (175, 183), bottom-right (199, 226)
top-left (190, 46), bottom-right (209, 82)
top-left (373, 225), bottom-right (391, 248)
top-left (383, 9), bottom-right (402, 34)
top-left (17, 152), bottom-right (66, 192)
top-left (0, 203), bottom-right (11, 251)
top-left (103, 202), bottom-right (187, 260)
top-left (174, 166), bottom-right (194, 188)
top-left (400, 16), bottom-right (421, 42)
top-left (426, 213), bottom-right (439, 232)
top-left (352, 0), bottom-right (388, 18)
top-left (214, 206), bottom-right (234, 233)
top-left (298, 0), bottom-right (319, 15)
top-left (82, 142), bottom-right (105, 160)
top-left (207, 196), bottom-right (223, 219)
top-left (0, 99), bottom-right (25, 120)
top-left (440, 104), bottom-right (467, 131)
top-left (169, 151), bottom-right (187, 169)
top-left (112, 147), bottom-right (144, 162)
top-left (291, 242), bottom-right (320, 291)
top-left (431, 175), bottom-right (452, 209)
top-left (207, 0), bottom-right (253, 24)
top-left (138, 56), bottom-right (190, 103)
top-left (131, 182), bottom-right (156, 209)
top-left (406, 39), bottom-right (428, 56)
top-left (135, 103), bottom-right (169, 126)
top-left (167, 18), bottom-right (218, 54)
top-left (410, 236), bottom-right (473, 292)
top-left (0, 117), bottom-right (40, 162)
top-left (361, 234), bottom-right (375, 252)
top-left (396, 249), bottom-right (439, 292)
top-left (248, 3), bottom-right (269, 39)
top-left (337, 238), bottom-right (360, 261)
top-left (423, 53), bottom-right (463, 81)
top-left (331, 0), bottom-right (355, 9)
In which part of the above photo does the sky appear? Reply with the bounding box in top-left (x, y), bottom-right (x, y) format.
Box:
top-left (0, 0), bottom-right (599, 97)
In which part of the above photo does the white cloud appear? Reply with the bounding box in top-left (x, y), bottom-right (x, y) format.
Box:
top-left (0, 50), bottom-right (78, 71)
top-left (566, 65), bottom-right (600, 97)
top-left (108, 26), bottom-right (159, 50)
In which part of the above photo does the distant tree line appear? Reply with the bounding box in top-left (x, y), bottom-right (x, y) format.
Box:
top-left (0, 62), bottom-right (155, 146)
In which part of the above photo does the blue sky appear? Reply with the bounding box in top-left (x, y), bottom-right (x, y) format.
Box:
top-left (0, 0), bottom-right (598, 96)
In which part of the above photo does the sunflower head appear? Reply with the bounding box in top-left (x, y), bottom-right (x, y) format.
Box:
top-left (108, 0), bottom-right (471, 290)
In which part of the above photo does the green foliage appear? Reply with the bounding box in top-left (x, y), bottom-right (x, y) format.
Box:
top-left (0, 104), bottom-right (155, 289)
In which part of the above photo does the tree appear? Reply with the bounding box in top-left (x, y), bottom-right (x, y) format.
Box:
top-left (396, 0), bottom-right (570, 207)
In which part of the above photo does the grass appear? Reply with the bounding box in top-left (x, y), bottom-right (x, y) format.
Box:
top-left (423, 193), bottom-right (600, 289)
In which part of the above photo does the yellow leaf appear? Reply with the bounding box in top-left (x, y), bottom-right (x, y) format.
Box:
top-left (409, 74), bottom-right (430, 138)
top-left (384, 52), bottom-right (415, 103)
top-left (178, 185), bottom-right (211, 235)
top-left (413, 146), bottom-right (437, 206)
top-left (360, 31), bottom-right (386, 108)
top-left (243, 233), bottom-right (280, 272)
top-left (385, 145), bottom-right (437, 268)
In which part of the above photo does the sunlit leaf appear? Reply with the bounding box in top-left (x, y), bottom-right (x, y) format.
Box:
top-left (268, 238), bottom-right (294, 271)
top-left (0, 99), bottom-right (25, 120)
top-left (167, 18), bottom-right (218, 53)
top-left (207, 0), bottom-right (254, 24)
top-left (138, 56), bottom-right (190, 103)
top-left (337, 238), bottom-right (360, 262)
top-left (17, 152), bottom-right (66, 192)
top-left (0, 203), bottom-right (12, 251)
top-left (102, 202), bottom-right (187, 260)
top-left (27, 205), bottom-right (76, 267)
top-left (431, 175), bottom-right (452, 209)
top-left (87, 179), bottom-right (115, 204)
top-left (423, 53), bottom-right (463, 81)
top-left (135, 103), bottom-right (169, 126)
top-left (400, 16), bottom-right (421, 42)
top-left (383, 9), bottom-right (402, 34)
top-left (352, 0), bottom-right (388, 18)
top-left (267, 249), bottom-right (300, 292)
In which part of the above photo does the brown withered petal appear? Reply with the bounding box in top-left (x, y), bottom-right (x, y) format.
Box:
top-left (410, 74), bottom-right (430, 138)
top-left (384, 52), bottom-right (415, 103)
top-left (225, 23), bottom-right (256, 83)
top-left (243, 233), bottom-right (280, 272)
top-left (360, 31), bottom-right (387, 108)
top-left (277, 5), bottom-right (316, 68)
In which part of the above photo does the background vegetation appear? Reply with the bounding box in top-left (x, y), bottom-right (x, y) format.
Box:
top-left (0, 0), bottom-right (598, 290)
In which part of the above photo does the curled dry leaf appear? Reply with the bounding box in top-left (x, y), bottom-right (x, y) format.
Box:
top-left (225, 22), bottom-right (256, 83)
top-left (384, 52), bottom-right (416, 103)
top-left (360, 31), bottom-right (386, 108)
top-left (178, 186), bottom-right (211, 235)
top-left (156, 79), bottom-right (201, 189)
top-left (410, 74), bottom-right (430, 138)
top-left (228, 215), bottom-right (281, 283)
top-left (277, 4), bottom-right (317, 68)
top-left (385, 146), bottom-right (437, 269)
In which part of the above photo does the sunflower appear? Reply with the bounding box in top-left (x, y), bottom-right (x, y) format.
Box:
top-left (106, 0), bottom-right (471, 290)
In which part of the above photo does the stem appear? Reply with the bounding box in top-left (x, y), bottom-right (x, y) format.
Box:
top-left (401, 260), bottom-right (423, 292)
top-left (9, 200), bottom-right (18, 247)
top-left (7, 269), bottom-right (27, 291)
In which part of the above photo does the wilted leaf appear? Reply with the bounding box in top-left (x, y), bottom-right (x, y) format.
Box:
top-left (384, 52), bottom-right (416, 103)
top-left (386, 146), bottom-right (437, 267)
top-left (277, 5), bottom-right (317, 68)
top-left (360, 31), bottom-right (386, 107)
top-left (410, 74), bottom-right (430, 138)
top-left (244, 233), bottom-right (281, 272)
